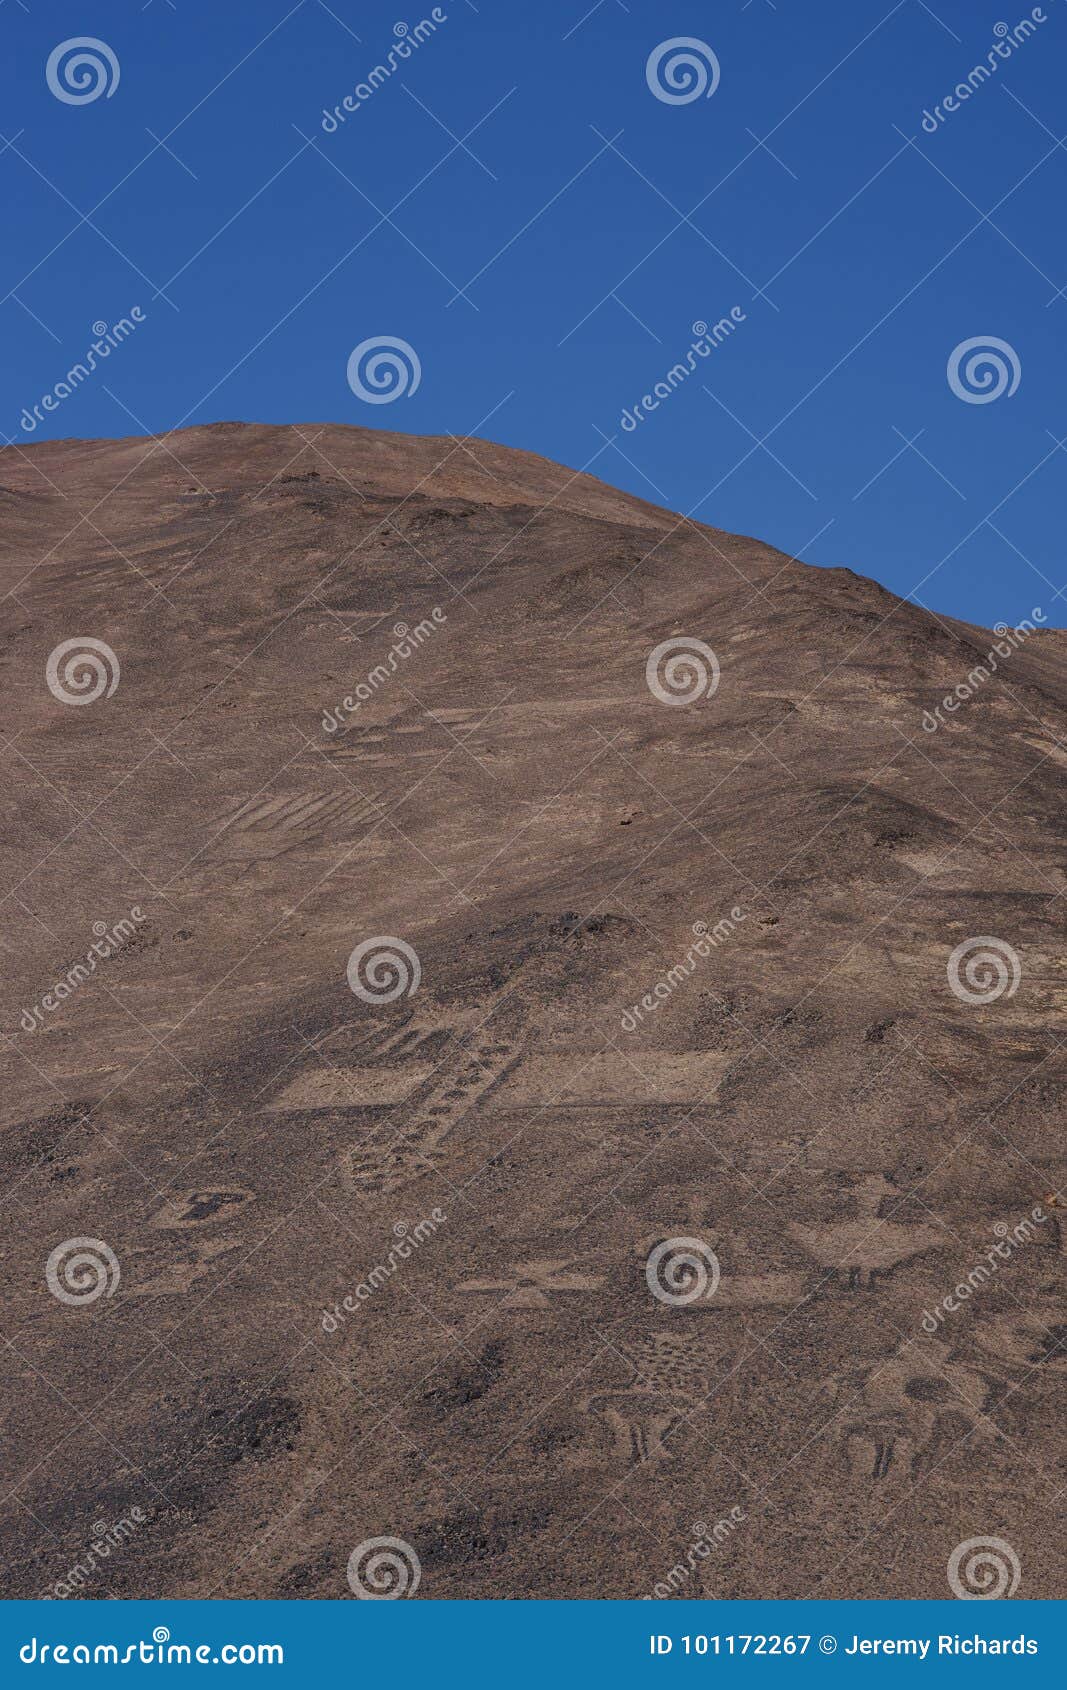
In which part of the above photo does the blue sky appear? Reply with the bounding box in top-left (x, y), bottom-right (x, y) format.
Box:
top-left (3, 0), bottom-right (1065, 629)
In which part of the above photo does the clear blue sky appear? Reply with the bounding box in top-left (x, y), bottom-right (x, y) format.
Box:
top-left (3, 0), bottom-right (1065, 629)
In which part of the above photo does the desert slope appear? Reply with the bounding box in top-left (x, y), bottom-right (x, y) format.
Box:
top-left (0, 422), bottom-right (1063, 1600)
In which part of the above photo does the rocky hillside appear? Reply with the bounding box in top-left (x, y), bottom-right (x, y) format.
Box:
top-left (0, 421), bottom-right (1063, 1599)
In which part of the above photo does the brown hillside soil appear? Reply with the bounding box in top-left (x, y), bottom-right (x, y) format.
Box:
top-left (0, 422), bottom-right (1063, 1599)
